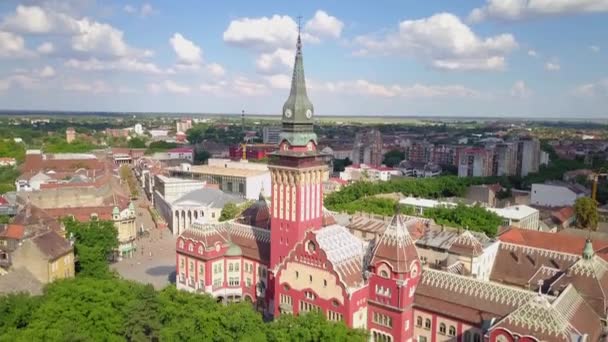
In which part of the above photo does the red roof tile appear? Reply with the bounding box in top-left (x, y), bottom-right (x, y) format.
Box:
top-left (499, 228), bottom-right (608, 261)
top-left (0, 224), bottom-right (25, 240)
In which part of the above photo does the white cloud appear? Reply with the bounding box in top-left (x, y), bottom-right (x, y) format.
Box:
top-left (354, 13), bottom-right (517, 71)
top-left (304, 10), bottom-right (344, 39)
top-left (39, 66), bottom-right (56, 78)
top-left (65, 58), bottom-right (165, 74)
top-left (590, 45), bottom-right (600, 52)
top-left (232, 77), bottom-right (268, 96)
top-left (223, 15), bottom-right (299, 52)
top-left (256, 48), bottom-right (294, 74)
top-left (528, 49), bottom-right (538, 57)
top-left (573, 79), bottom-right (608, 97)
top-left (545, 61), bottom-right (561, 71)
top-left (147, 80), bottom-right (192, 94)
top-left (2, 5), bottom-right (146, 58)
top-left (1, 5), bottom-right (76, 34)
top-left (199, 82), bottom-right (227, 95)
top-left (206, 63), bottom-right (226, 77)
top-left (0, 31), bottom-right (29, 57)
top-left (312, 79), bottom-right (479, 98)
top-left (469, 0), bottom-right (608, 22)
top-left (223, 14), bottom-right (323, 52)
top-left (124, 3), bottom-right (156, 17)
top-left (170, 33), bottom-right (203, 65)
top-left (64, 80), bottom-right (112, 94)
top-left (510, 80), bottom-right (531, 98)
top-left (265, 74), bottom-right (291, 89)
top-left (37, 41), bottom-right (55, 54)
top-left (164, 80), bottom-right (191, 94)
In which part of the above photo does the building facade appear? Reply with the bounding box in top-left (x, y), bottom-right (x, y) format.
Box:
top-left (458, 148), bottom-right (494, 177)
top-left (352, 129), bottom-right (383, 167)
top-left (175, 34), bottom-right (605, 342)
top-left (531, 182), bottom-right (588, 207)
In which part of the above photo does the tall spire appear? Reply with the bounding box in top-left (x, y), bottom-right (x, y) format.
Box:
top-left (281, 20), bottom-right (314, 135)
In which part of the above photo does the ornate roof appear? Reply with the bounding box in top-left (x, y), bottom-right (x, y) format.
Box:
top-left (181, 219), bottom-right (230, 250)
top-left (492, 285), bottom-right (603, 341)
top-left (370, 214), bottom-right (419, 274)
top-left (421, 268), bottom-right (540, 308)
top-left (448, 230), bottom-right (485, 257)
top-left (313, 224), bottom-right (367, 292)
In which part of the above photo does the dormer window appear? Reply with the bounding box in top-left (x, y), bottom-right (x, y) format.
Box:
top-left (307, 241), bottom-right (316, 253)
top-left (179, 240), bottom-right (184, 249)
top-left (379, 270), bottom-right (389, 278)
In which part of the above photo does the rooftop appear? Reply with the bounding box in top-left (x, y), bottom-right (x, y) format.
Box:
top-left (173, 165), bottom-right (268, 178)
top-left (487, 205), bottom-right (538, 220)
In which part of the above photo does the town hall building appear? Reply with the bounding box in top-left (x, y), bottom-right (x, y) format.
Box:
top-left (176, 33), bottom-right (605, 341)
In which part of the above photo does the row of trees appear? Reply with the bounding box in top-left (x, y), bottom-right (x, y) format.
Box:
top-left (0, 166), bottom-right (19, 194)
top-left (0, 279), bottom-right (366, 341)
top-left (1, 218), bottom-right (366, 341)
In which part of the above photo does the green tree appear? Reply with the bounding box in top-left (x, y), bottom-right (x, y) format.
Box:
top-left (574, 197), bottom-right (599, 231)
top-left (123, 284), bottom-right (161, 342)
top-left (382, 149), bottom-right (405, 167)
top-left (267, 312), bottom-right (367, 342)
top-left (193, 149), bottom-right (211, 165)
top-left (64, 218), bottom-right (118, 277)
top-left (128, 137), bottom-right (147, 149)
top-left (220, 202), bottom-right (239, 222)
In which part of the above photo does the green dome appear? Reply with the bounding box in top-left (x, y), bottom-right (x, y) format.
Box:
top-left (225, 243), bottom-right (242, 257)
top-left (112, 206), bottom-right (120, 215)
top-left (582, 238), bottom-right (594, 260)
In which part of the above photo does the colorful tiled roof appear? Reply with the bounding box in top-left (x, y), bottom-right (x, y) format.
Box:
top-left (370, 215), bottom-right (419, 274)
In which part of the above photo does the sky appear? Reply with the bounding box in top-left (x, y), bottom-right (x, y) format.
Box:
top-left (0, 0), bottom-right (607, 118)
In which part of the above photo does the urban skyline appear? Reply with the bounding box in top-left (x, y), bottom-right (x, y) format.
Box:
top-left (0, 1), bottom-right (606, 117)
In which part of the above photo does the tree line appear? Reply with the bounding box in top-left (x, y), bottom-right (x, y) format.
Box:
top-left (0, 219), bottom-right (367, 341)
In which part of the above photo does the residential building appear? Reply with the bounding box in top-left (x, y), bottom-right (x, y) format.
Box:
top-left (352, 129), bottom-right (383, 167)
top-left (262, 126), bottom-right (281, 144)
top-left (493, 142), bottom-right (517, 176)
top-left (465, 184), bottom-right (502, 207)
top-left (340, 164), bottom-right (397, 182)
top-left (174, 34), bottom-right (605, 342)
top-left (397, 160), bottom-right (442, 178)
top-left (176, 119), bottom-right (192, 133)
top-left (65, 127), bottom-right (76, 143)
top-left (11, 230), bottom-right (74, 283)
top-left (487, 205), bottom-right (540, 230)
top-left (167, 147), bottom-right (194, 162)
top-left (323, 177), bottom-right (347, 194)
top-left (167, 160), bottom-right (271, 200)
top-left (407, 142), bottom-right (432, 163)
top-left (229, 144), bottom-right (277, 161)
top-left (105, 128), bottom-right (130, 138)
top-left (458, 148), bottom-right (493, 177)
top-left (531, 182), bottom-right (589, 207)
top-left (153, 175), bottom-right (205, 203)
top-left (516, 138), bottom-right (541, 177)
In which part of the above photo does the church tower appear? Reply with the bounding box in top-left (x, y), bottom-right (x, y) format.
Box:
top-left (268, 32), bottom-right (327, 270)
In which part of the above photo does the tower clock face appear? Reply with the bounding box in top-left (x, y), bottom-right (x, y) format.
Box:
top-left (305, 109), bottom-right (312, 119)
top-left (284, 109), bottom-right (292, 118)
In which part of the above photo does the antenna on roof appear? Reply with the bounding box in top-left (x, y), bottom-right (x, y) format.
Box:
top-left (297, 15), bottom-right (302, 35)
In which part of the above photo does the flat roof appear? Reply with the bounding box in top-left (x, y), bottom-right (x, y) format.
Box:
top-left (487, 205), bottom-right (538, 220)
top-left (172, 165), bottom-right (268, 178)
top-left (399, 197), bottom-right (457, 208)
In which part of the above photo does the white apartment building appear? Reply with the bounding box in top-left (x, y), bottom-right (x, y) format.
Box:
top-left (487, 205), bottom-right (540, 230)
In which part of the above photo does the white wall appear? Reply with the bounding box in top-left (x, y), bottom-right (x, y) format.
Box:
top-left (472, 241), bottom-right (499, 281)
top-left (531, 184), bottom-right (581, 207)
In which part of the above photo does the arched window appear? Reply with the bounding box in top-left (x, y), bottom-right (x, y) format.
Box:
top-left (449, 326), bottom-right (456, 336)
top-left (416, 316), bottom-right (422, 327)
top-left (464, 331), bottom-right (472, 342)
top-left (198, 246), bottom-right (203, 254)
top-left (188, 243), bottom-right (194, 252)
top-left (379, 270), bottom-right (389, 278)
top-left (473, 333), bottom-right (481, 342)
top-left (439, 323), bottom-right (446, 334)
top-left (424, 319), bottom-right (431, 329)
top-left (179, 240), bottom-right (184, 249)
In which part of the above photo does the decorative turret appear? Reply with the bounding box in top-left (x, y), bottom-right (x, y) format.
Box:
top-left (582, 238), bottom-right (594, 260)
top-left (112, 206), bottom-right (120, 220)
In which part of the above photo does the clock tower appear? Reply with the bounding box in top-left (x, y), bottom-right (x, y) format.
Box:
top-left (268, 31), bottom-right (327, 271)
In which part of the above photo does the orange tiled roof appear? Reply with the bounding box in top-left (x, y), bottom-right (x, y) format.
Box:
top-left (0, 224), bottom-right (25, 239)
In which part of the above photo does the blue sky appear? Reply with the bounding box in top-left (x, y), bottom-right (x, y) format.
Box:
top-left (0, 0), bottom-right (606, 117)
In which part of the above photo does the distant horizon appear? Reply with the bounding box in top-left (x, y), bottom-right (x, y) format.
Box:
top-left (1, 109), bottom-right (607, 123)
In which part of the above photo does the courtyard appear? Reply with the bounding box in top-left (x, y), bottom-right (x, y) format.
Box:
top-left (111, 227), bottom-right (177, 290)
